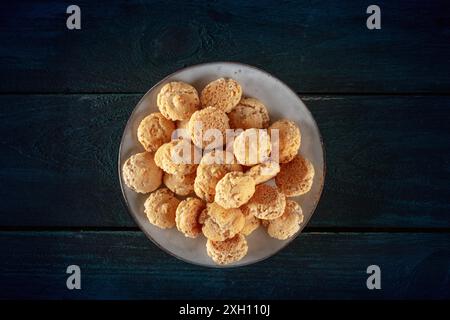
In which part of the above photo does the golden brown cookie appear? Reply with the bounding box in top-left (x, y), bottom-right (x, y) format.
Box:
top-left (144, 188), bottom-right (180, 229)
top-left (200, 78), bottom-right (242, 113)
top-left (246, 184), bottom-right (286, 220)
top-left (246, 161), bottom-right (280, 184)
top-left (215, 172), bottom-right (256, 209)
top-left (202, 202), bottom-right (244, 241)
top-left (269, 119), bottom-right (301, 163)
top-left (275, 154), bottom-right (315, 197)
top-left (233, 128), bottom-right (271, 166)
top-left (265, 200), bottom-right (304, 240)
top-left (240, 204), bottom-right (261, 236)
top-left (122, 152), bottom-right (163, 194)
top-left (163, 171), bottom-right (196, 196)
top-left (175, 197), bottom-right (205, 238)
top-left (194, 150), bottom-right (243, 202)
top-left (188, 106), bottom-right (230, 149)
top-left (137, 112), bottom-right (175, 152)
top-left (228, 97), bottom-right (270, 129)
top-left (206, 234), bottom-right (248, 265)
top-left (157, 81), bottom-right (200, 121)
top-left (154, 139), bottom-right (199, 175)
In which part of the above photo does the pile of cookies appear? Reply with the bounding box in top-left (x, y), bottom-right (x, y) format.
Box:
top-left (122, 78), bottom-right (315, 265)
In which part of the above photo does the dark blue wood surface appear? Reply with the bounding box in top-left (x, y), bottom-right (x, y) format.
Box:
top-left (0, 232), bottom-right (449, 299)
top-left (0, 0), bottom-right (449, 299)
top-left (0, 0), bottom-right (449, 93)
top-left (0, 95), bottom-right (449, 228)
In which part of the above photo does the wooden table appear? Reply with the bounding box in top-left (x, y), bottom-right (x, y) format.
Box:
top-left (0, 0), bottom-right (449, 299)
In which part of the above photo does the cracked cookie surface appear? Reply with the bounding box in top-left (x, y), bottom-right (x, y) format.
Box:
top-left (200, 78), bottom-right (242, 113)
top-left (246, 184), bottom-right (286, 220)
top-left (122, 152), bottom-right (162, 194)
top-left (144, 188), bottom-right (180, 229)
top-left (157, 81), bottom-right (200, 121)
top-left (206, 234), bottom-right (248, 265)
top-left (275, 154), bottom-right (315, 197)
top-left (214, 172), bottom-right (256, 209)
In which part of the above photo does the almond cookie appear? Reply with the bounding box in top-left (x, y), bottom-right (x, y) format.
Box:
top-left (265, 200), bottom-right (304, 240)
top-left (269, 119), bottom-right (301, 163)
top-left (122, 152), bottom-right (162, 194)
top-left (194, 150), bottom-right (243, 202)
top-left (206, 234), bottom-right (248, 265)
top-left (188, 106), bottom-right (230, 149)
top-left (215, 172), bottom-right (256, 209)
top-left (202, 202), bottom-right (245, 241)
top-left (137, 112), bottom-right (176, 152)
top-left (154, 139), bottom-right (199, 175)
top-left (246, 161), bottom-right (280, 184)
top-left (144, 188), bottom-right (180, 229)
top-left (200, 78), bottom-right (242, 113)
top-left (163, 171), bottom-right (196, 196)
top-left (175, 197), bottom-right (206, 238)
top-left (240, 204), bottom-right (261, 236)
top-left (157, 81), bottom-right (200, 121)
top-left (275, 154), bottom-right (315, 197)
top-left (246, 184), bottom-right (286, 220)
top-left (228, 97), bottom-right (270, 129)
top-left (233, 128), bottom-right (271, 166)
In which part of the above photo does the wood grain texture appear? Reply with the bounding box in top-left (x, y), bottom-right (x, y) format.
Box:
top-left (0, 231), bottom-right (448, 299)
top-left (0, 0), bottom-right (449, 93)
top-left (0, 95), bottom-right (449, 228)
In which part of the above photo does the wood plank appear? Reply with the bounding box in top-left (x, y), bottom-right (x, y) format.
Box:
top-left (307, 95), bottom-right (450, 228)
top-left (0, 231), bottom-right (449, 299)
top-left (0, 95), bottom-right (449, 227)
top-left (1, 0), bottom-right (449, 93)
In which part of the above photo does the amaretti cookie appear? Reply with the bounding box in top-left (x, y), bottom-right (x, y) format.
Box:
top-left (246, 184), bottom-right (286, 220)
top-left (246, 161), bottom-right (280, 184)
top-left (228, 97), bottom-right (270, 129)
top-left (157, 81), bottom-right (200, 121)
top-left (154, 139), bottom-right (199, 175)
top-left (188, 106), bottom-right (230, 149)
top-left (214, 172), bottom-right (256, 209)
top-left (269, 119), bottom-right (301, 163)
top-left (202, 202), bottom-right (245, 241)
top-left (206, 234), bottom-right (248, 265)
top-left (275, 154), bottom-right (315, 197)
top-left (200, 78), bottom-right (242, 113)
top-left (144, 188), bottom-right (180, 229)
top-left (137, 112), bottom-right (175, 152)
top-left (233, 128), bottom-right (271, 166)
top-left (122, 152), bottom-right (162, 194)
top-left (175, 197), bottom-right (205, 238)
top-left (240, 204), bottom-right (261, 236)
top-left (194, 150), bottom-right (243, 202)
top-left (163, 171), bottom-right (196, 196)
top-left (265, 200), bottom-right (304, 240)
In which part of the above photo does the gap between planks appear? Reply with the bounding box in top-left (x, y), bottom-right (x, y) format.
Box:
top-left (0, 226), bottom-right (449, 233)
top-left (0, 92), bottom-right (450, 96)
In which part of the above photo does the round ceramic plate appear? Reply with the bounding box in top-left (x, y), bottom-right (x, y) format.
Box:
top-left (118, 62), bottom-right (325, 267)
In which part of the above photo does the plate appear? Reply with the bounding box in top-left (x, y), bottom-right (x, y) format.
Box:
top-left (118, 62), bottom-right (325, 267)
